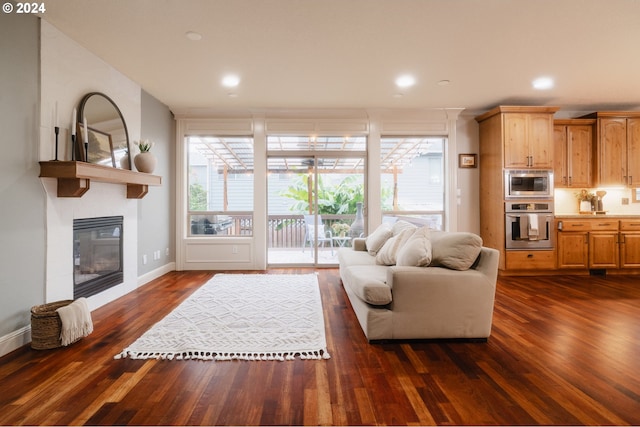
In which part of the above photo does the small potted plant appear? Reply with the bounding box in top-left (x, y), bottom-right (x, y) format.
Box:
top-left (575, 189), bottom-right (595, 213)
top-left (133, 139), bottom-right (156, 173)
top-left (332, 222), bottom-right (351, 238)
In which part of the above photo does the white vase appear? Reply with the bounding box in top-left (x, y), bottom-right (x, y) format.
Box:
top-left (350, 202), bottom-right (365, 237)
top-left (134, 152), bottom-right (157, 173)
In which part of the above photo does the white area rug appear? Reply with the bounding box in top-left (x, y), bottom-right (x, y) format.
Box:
top-left (115, 274), bottom-right (330, 361)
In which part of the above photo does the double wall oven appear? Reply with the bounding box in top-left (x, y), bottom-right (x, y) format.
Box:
top-left (504, 170), bottom-right (554, 250)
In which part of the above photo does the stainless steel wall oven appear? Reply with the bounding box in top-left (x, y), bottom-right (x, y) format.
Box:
top-left (505, 201), bottom-right (554, 250)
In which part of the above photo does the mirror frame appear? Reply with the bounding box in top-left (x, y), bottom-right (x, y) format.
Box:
top-left (77, 92), bottom-right (131, 169)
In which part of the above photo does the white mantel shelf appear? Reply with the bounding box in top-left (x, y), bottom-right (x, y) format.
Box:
top-left (39, 161), bottom-right (162, 199)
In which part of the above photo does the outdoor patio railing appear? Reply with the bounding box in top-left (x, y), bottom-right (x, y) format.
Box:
top-left (190, 212), bottom-right (443, 247)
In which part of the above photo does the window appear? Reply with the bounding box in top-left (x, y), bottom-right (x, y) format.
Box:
top-left (187, 136), bottom-right (254, 236)
top-left (380, 136), bottom-right (445, 230)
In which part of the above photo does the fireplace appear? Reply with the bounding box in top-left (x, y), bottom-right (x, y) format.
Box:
top-left (73, 216), bottom-right (124, 298)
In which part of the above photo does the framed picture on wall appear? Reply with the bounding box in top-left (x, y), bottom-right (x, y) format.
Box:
top-left (80, 127), bottom-right (116, 167)
top-left (458, 153), bottom-right (477, 168)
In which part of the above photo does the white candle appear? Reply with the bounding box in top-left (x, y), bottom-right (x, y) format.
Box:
top-left (71, 108), bottom-right (76, 136)
top-left (83, 116), bottom-right (88, 143)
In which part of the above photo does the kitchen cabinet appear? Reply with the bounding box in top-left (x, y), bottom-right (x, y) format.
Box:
top-left (553, 120), bottom-right (594, 188)
top-left (581, 112), bottom-right (640, 186)
top-left (556, 220), bottom-right (589, 269)
top-left (588, 219), bottom-right (619, 268)
top-left (475, 106), bottom-right (559, 272)
top-left (557, 218), bottom-right (640, 270)
top-left (505, 250), bottom-right (555, 270)
top-left (504, 113), bottom-right (555, 168)
top-left (620, 220), bottom-right (640, 268)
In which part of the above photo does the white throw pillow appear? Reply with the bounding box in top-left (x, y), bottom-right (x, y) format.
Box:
top-left (391, 220), bottom-right (417, 236)
top-left (429, 231), bottom-right (483, 270)
top-left (365, 223), bottom-right (393, 255)
top-left (396, 226), bottom-right (433, 267)
top-left (376, 228), bottom-right (415, 265)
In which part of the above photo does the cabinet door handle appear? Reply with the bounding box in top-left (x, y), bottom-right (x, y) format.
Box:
top-left (568, 176), bottom-right (572, 186)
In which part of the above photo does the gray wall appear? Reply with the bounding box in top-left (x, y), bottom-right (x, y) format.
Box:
top-left (138, 91), bottom-right (175, 275)
top-left (0, 13), bottom-right (45, 336)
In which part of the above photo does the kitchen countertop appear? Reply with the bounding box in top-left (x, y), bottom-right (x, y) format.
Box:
top-left (555, 213), bottom-right (640, 218)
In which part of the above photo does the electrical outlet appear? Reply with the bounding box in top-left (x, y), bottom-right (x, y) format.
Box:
top-left (142, 254), bottom-right (147, 265)
top-left (232, 245), bottom-right (238, 254)
top-left (622, 198), bottom-right (629, 205)
top-left (165, 247), bottom-right (169, 256)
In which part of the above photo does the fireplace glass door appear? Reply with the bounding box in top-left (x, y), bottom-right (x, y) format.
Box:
top-left (73, 216), bottom-right (124, 298)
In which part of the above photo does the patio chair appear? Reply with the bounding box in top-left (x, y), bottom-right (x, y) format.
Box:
top-left (302, 215), bottom-right (334, 255)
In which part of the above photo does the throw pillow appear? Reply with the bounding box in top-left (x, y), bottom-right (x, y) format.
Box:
top-left (375, 228), bottom-right (415, 265)
top-left (429, 231), bottom-right (483, 270)
top-left (365, 223), bottom-right (393, 255)
top-left (391, 220), bottom-right (417, 236)
top-left (396, 226), bottom-right (432, 266)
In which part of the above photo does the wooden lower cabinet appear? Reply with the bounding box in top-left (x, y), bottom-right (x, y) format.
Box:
top-left (556, 218), bottom-right (640, 270)
top-left (505, 250), bottom-right (556, 270)
top-left (588, 231), bottom-right (619, 268)
top-left (557, 231), bottom-right (589, 269)
top-left (620, 220), bottom-right (640, 268)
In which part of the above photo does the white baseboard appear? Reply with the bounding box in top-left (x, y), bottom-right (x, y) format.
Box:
top-left (0, 325), bottom-right (31, 358)
top-left (138, 262), bottom-right (176, 287)
top-left (0, 263), bottom-right (176, 359)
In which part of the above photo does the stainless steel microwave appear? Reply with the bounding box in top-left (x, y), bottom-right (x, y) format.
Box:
top-left (504, 170), bottom-right (553, 199)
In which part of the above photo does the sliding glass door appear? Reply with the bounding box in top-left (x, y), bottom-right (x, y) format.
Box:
top-left (267, 136), bottom-right (366, 266)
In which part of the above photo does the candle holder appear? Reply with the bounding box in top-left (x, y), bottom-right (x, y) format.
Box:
top-left (85, 142), bottom-right (89, 162)
top-left (52, 127), bottom-right (60, 161)
top-left (71, 134), bottom-right (76, 161)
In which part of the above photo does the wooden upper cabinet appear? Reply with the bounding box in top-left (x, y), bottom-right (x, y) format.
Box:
top-left (599, 118), bottom-right (627, 186)
top-left (553, 120), bottom-right (594, 188)
top-left (627, 118), bottom-right (640, 186)
top-left (582, 112), bottom-right (640, 186)
top-left (553, 125), bottom-right (568, 187)
top-left (504, 113), bottom-right (554, 168)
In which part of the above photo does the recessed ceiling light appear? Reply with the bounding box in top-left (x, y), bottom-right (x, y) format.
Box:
top-left (395, 75), bottom-right (416, 88)
top-left (437, 79), bottom-right (451, 86)
top-left (222, 74), bottom-right (240, 88)
top-left (532, 76), bottom-right (554, 90)
top-left (185, 31), bottom-right (202, 41)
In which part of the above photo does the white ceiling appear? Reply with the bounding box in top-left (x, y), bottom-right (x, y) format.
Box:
top-left (40, 0), bottom-right (640, 116)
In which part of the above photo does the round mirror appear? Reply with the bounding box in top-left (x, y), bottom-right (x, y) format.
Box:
top-left (77, 92), bottom-right (131, 169)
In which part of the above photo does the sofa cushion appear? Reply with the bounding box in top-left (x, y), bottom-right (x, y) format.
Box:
top-left (342, 265), bottom-right (392, 305)
top-left (365, 223), bottom-right (393, 255)
top-left (337, 246), bottom-right (378, 267)
top-left (396, 226), bottom-right (432, 266)
top-left (429, 231), bottom-right (483, 270)
top-left (376, 228), bottom-right (415, 265)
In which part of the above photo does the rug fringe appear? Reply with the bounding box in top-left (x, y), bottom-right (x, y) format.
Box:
top-left (114, 348), bottom-right (331, 361)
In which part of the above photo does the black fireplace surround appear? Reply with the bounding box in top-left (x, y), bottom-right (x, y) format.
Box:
top-left (73, 216), bottom-right (124, 299)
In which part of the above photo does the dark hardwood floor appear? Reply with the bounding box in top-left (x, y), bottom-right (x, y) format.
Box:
top-left (1, 269), bottom-right (639, 425)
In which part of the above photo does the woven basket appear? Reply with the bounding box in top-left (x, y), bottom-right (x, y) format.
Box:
top-left (31, 300), bottom-right (74, 350)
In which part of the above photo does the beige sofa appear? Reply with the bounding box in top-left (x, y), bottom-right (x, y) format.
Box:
top-left (337, 223), bottom-right (500, 341)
